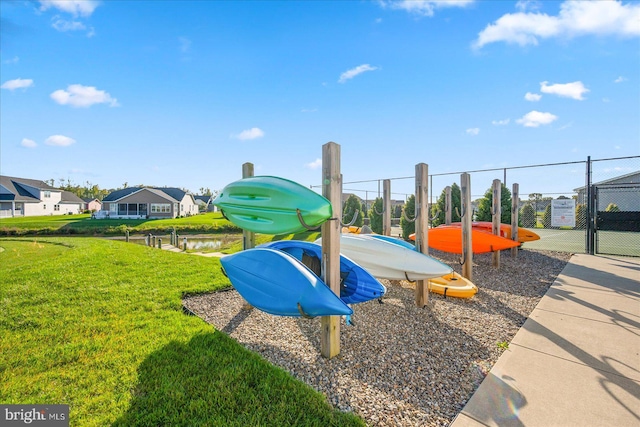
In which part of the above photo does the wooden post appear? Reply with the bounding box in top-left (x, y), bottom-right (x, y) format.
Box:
top-left (383, 179), bottom-right (391, 236)
top-left (445, 186), bottom-right (452, 225)
top-left (125, 230), bottom-right (129, 242)
top-left (461, 173), bottom-right (473, 281)
top-left (415, 163), bottom-right (429, 308)
top-left (511, 183), bottom-right (519, 258)
top-left (241, 162), bottom-right (255, 310)
top-left (148, 233), bottom-right (153, 247)
top-left (321, 142), bottom-right (341, 359)
top-left (183, 237), bottom-right (188, 251)
top-left (492, 179), bottom-right (501, 268)
top-left (176, 234), bottom-right (179, 247)
top-left (157, 238), bottom-right (162, 249)
top-left (152, 235), bottom-right (156, 248)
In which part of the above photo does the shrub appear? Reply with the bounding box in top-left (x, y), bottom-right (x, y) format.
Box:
top-left (575, 203), bottom-right (586, 229)
top-left (342, 195), bottom-right (364, 227)
top-left (476, 183), bottom-right (512, 224)
top-left (368, 198), bottom-right (383, 234)
top-left (431, 183), bottom-right (461, 227)
top-left (520, 203), bottom-right (536, 228)
top-left (542, 205), bottom-right (552, 228)
top-left (605, 203), bottom-right (620, 212)
top-left (400, 195), bottom-right (416, 240)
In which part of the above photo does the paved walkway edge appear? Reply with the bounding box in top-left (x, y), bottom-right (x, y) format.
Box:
top-left (450, 253), bottom-right (640, 427)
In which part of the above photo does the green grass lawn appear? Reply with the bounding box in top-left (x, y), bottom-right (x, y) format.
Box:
top-left (0, 237), bottom-right (364, 426)
top-left (0, 212), bottom-right (240, 236)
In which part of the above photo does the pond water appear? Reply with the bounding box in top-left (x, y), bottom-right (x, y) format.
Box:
top-left (129, 235), bottom-right (241, 251)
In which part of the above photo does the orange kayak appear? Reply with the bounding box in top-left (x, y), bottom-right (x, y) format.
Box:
top-left (439, 222), bottom-right (540, 243)
top-left (410, 227), bottom-right (521, 254)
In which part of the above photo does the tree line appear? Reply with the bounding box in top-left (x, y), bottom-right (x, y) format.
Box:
top-left (342, 184), bottom-right (594, 240)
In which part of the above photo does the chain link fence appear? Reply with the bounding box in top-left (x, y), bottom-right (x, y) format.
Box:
top-left (335, 155), bottom-right (639, 257)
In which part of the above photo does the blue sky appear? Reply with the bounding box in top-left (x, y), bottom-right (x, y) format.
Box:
top-left (1, 0), bottom-right (639, 200)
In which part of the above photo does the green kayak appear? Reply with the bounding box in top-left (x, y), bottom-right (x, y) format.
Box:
top-left (213, 176), bottom-right (333, 234)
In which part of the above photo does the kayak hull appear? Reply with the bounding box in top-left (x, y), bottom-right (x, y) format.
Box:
top-left (440, 222), bottom-right (540, 243)
top-left (220, 248), bottom-right (352, 317)
top-left (410, 227), bottom-right (521, 254)
top-left (260, 240), bottom-right (386, 304)
top-left (429, 273), bottom-right (478, 298)
top-left (316, 234), bottom-right (452, 281)
top-left (213, 176), bottom-right (332, 234)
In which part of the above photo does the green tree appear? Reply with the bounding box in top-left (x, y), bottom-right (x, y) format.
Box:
top-left (520, 203), bottom-right (536, 228)
top-left (476, 184), bottom-right (512, 223)
top-left (605, 203), bottom-right (621, 212)
top-left (575, 203), bottom-right (587, 229)
top-left (542, 204), bottom-right (552, 228)
top-left (393, 204), bottom-right (403, 219)
top-left (431, 183), bottom-right (461, 227)
top-left (368, 197), bottom-right (383, 234)
top-left (400, 195), bottom-right (416, 240)
top-left (342, 195), bottom-right (364, 227)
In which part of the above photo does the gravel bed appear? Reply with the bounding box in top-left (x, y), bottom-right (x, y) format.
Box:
top-left (183, 249), bottom-right (571, 426)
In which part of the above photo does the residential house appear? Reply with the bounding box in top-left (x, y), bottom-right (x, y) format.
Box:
top-left (100, 187), bottom-right (198, 219)
top-left (194, 195), bottom-right (217, 212)
top-left (574, 170), bottom-right (640, 212)
top-left (0, 175), bottom-right (82, 217)
top-left (59, 191), bottom-right (85, 214)
top-left (82, 198), bottom-right (103, 212)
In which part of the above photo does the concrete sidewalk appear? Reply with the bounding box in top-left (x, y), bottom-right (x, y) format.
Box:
top-left (451, 253), bottom-right (640, 427)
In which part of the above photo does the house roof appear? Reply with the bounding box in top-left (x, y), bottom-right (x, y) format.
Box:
top-left (573, 170), bottom-right (640, 191)
top-left (60, 191), bottom-right (85, 204)
top-left (0, 175), bottom-right (59, 202)
top-left (82, 197), bottom-right (102, 203)
top-left (103, 187), bottom-right (188, 203)
top-left (194, 195), bottom-right (212, 204)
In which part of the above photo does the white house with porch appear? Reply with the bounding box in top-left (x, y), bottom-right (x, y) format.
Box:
top-left (100, 187), bottom-right (198, 219)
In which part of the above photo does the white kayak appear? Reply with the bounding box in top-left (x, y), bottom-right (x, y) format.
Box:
top-left (315, 234), bottom-right (452, 281)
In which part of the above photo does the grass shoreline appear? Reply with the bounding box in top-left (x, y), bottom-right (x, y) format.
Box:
top-left (0, 212), bottom-right (242, 237)
top-left (0, 237), bottom-right (364, 426)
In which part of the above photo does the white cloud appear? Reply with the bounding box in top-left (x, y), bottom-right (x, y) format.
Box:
top-left (233, 127), bottom-right (265, 140)
top-left (45, 135), bottom-right (76, 147)
top-left (50, 84), bottom-right (119, 107)
top-left (516, 0), bottom-right (541, 12)
top-left (306, 158), bottom-right (322, 169)
top-left (540, 80), bottom-right (589, 100)
top-left (179, 37), bottom-right (191, 53)
top-left (1, 78), bottom-right (34, 90)
top-left (492, 118), bottom-right (510, 126)
top-left (338, 64), bottom-right (378, 83)
top-left (558, 121), bottom-right (573, 130)
top-left (614, 76), bottom-right (627, 83)
top-left (21, 138), bottom-right (37, 148)
top-left (380, 0), bottom-right (475, 17)
top-left (516, 110), bottom-right (558, 127)
top-left (466, 128), bottom-right (480, 136)
top-left (51, 17), bottom-right (86, 32)
top-left (473, 0), bottom-right (640, 49)
top-left (4, 56), bottom-right (19, 64)
top-left (39, 1), bottom-right (100, 17)
top-left (525, 92), bottom-right (542, 101)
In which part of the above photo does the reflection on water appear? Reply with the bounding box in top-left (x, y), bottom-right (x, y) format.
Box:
top-left (187, 239), bottom-right (222, 250)
top-left (130, 235), bottom-right (240, 251)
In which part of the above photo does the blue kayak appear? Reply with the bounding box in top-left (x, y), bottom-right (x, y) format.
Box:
top-left (220, 248), bottom-right (353, 318)
top-left (260, 240), bottom-right (386, 304)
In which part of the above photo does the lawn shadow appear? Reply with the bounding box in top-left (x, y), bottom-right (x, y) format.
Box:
top-left (111, 332), bottom-right (363, 427)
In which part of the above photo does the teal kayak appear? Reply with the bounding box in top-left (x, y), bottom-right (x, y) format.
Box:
top-left (220, 248), bottom-right (353, 317)
top-left (213, 176), bottom-right (332, 234)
